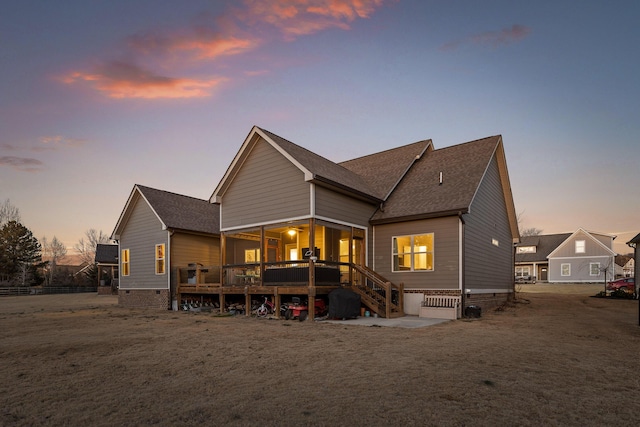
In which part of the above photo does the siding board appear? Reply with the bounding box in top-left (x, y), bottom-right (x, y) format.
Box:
top-left (463, 156), bottom-right (514, 291)
top-left (373, 217), bottom-right (460, 289)
top-left (119, 196), bottom-right (168, 289)
top-left (222, 139), bottom-right (310, 228)
top-left (315, 186), bottom-right (376, 226)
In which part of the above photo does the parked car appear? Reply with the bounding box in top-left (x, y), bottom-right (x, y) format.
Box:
top-left (606, 277), bottom-right (635, 292)
top-left (515, 274), bottom-right (535, 284)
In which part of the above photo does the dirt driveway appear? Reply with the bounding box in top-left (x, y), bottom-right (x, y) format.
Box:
top-left (1, 286), bottom-right (639, 426)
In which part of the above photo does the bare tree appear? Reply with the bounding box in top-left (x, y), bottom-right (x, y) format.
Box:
top-left (0, 199), bottom-right (21, 227)
top-left (74, 229), bottom-right (111, 266)
top-left (42, 236), bottom-right (67, 285)
top-left (521, 227), bottom-right (543, 237)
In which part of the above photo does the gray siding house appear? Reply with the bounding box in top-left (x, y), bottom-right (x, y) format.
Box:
top-left (111, 126), bottom-right (519, 316)
top-left (111, 185), bottom-right (220, 309)
top-left (209, 126), bottom-right (518, 316)
top-left (547, 228), bottom-right (617, 283)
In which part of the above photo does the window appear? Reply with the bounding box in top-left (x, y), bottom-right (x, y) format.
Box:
top-left (245, 249), bottom-right (260, 263)
top-left (575, 240), bottom-right (585, 254)
top-left (561, 263), bottom-right (571, 276)
top-left (121, 249), bottom-right (130, 276)
top-left (392, 233), bottom-right (434, 272)
top-left (492, 238), bottom-right (499, 247)
top-left (516, 246), bottom-right (536, 254)
top-left (590, 263), bottom-right (600, 276)
top-left (515, 266), bottom-right (530, 277)
top-left (155, 244), bottom-right (165, 275)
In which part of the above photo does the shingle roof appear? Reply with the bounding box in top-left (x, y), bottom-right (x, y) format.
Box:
top-left (95, 244), bottom-right (118, 264)
top-left (258, 127), bottom-right (381, 201)
top-left (515, 233), bottom-right (572, 262)
top-left (137, 185), bottom-right (220, 235)
top-left (339, 140), bottom-right (431, 200)
top-left (370, 136), bottom-right (501, 223)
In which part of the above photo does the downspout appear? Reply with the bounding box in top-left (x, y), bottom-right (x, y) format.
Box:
top-left (459, 212), bottom-right (466, 312)
top-left (168, 230), bottom-right (177, 311)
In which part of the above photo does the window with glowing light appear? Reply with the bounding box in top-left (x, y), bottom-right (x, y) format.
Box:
top-left (121, 249), bottom-right (130, 276)
top-left (392, 233), bottom-right (434, 272)
top-left (155, 244), bottom-right (165, 275)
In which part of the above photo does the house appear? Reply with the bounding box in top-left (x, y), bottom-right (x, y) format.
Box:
top-left (95, 243), bottom-right (118, 294)
top-left (515, 233), bottom-right (572, 282)
top-left (546, 229), bottom-right (617, 283)
top-left (112, 126), bottom-right (519, 316)
top-left (615, 254), bottom-right (634, 278)
top-left (111, 185), bottom-right (220, 309)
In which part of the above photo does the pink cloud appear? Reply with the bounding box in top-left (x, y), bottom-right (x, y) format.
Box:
top-left (63, 0), bottom-right (388, 99)
top-left (441, 24), bottom-right (532, 51)
top-left (63, 61), bottom-right (226, 99)
top-left (0, 156), bottom-right (44, 172)
top-left (242, 0), bottom-right (387, 38)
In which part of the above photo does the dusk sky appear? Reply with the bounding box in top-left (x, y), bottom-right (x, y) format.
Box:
top-left (1, 0), bottom-right (638, 255)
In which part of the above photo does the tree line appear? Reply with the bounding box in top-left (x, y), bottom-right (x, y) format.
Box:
top-left (0, 199), bottom-right (111, 286)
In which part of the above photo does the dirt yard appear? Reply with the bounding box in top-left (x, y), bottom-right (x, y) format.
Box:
top-left (1, 286), bottom-right (639, 426)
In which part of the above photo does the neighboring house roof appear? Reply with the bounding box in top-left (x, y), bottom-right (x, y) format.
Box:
top-left (515, 233), bottom-right (572, 263)
top-left (627, 232), bottom-right (640, 246)
top-left (95, 243), bottom-right (118, 264)
top-left (112, 185), bottom-right (220, 239)
top-left (547, 228), bottom-right (617, 258)
top-left (615, 254), bottom-right (632, 267)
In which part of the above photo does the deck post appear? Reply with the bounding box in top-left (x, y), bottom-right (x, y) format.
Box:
top-left (244, 286), bottom-right (251, 317)
top-left (219, 291), bottom-right (225, 313)
top-left (385, 282), bottom-right (391, 319)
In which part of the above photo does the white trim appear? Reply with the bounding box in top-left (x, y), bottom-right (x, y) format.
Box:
top-left (458, 218), bottom-right (463, 291)
top-left (220, 215), bottom-right (312, 232)
top-left (119, 286), bottom-right (170, 290)
top-left (551, 255), bottom-right (612, 260)
top-left (310, 183), bottom-right (316, 217)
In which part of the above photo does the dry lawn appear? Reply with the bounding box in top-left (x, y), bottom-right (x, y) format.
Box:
top-left (1, 285), bottom-right (639, 426)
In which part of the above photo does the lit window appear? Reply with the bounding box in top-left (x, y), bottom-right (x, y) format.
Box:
top-left (575, 240), bottom-right (585, 254)
top-left (245, 249), bottom-right (260, 263)
top-left (392, 233), bottom-right (434, 272)
top-left (121, 249), bottom-right (130, 276)
top-left (155, 244), bottom-right (165, 275)
top-left (561, 263), bottom-right (571, 276)
top-left (590, 263), bottom-right (600, 276)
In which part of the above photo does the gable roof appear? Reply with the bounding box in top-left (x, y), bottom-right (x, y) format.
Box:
top-left (515, 233), bottom-right (572, 262)
top-left (95, 243), bottom-right (118, 264)
top-left (211, 126), bottom-right (382, 204)
top-left (368, 136), bottom-right (511, 223)
top-left (112, 185), bottom-right (220, 240)
top-left (547, 228), bottom-right (616, 258)
top-left (627, 232), bottom-right (640, 246)
top-left (339, 140), bottom-right (432, 200)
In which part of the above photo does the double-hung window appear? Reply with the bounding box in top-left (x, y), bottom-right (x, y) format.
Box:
top-left (392, 233), bottom-right (434, 272)
top-left (121, 249), bottom-right (130, 276)
top-left (589, 262), bottom-right (600, 276)
top-left (155, 244), bottom-right (165, 275)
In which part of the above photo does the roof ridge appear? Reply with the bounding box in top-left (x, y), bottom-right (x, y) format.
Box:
top-left (136, 184), bottom-right (212, 203)
top-left (339, 139), bottom-right (431, 164)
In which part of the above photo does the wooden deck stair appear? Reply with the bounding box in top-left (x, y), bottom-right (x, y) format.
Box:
top-left (349, 264), bottom-right (404, 318)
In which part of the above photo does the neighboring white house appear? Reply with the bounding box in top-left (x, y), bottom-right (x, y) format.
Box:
top-left (547, 228), bottom-right (617, 283)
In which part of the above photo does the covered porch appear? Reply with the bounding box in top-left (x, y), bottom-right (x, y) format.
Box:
top-left (176, 218), bottom-right (404, 318)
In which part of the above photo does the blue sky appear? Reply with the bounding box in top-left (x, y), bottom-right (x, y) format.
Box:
top-left (1, 0), bottom-right (638, 254)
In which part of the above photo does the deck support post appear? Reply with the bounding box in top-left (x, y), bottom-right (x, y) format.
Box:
top-left (244, 286), bottom-right (251, 317)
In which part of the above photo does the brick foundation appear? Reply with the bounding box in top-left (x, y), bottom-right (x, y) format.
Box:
top-left (118, 289), bottom-right (170, 310)
top-left (462, 292), bottom-right (512, 313)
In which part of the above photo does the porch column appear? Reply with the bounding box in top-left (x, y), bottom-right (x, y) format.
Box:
top-left (220, 233), bottom-right (226, 285)
top-left (308, 218), bottom-right (316, 320)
